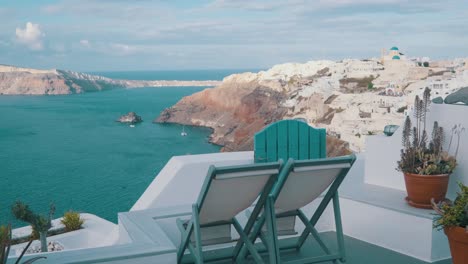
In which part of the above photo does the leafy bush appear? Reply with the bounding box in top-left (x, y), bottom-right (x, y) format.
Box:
top-left (423, 61), bottom-right (429, 67)
top-left (432, 183), bottom-right (468, 230)
top-left (61, 211), bottom-right (84, 232)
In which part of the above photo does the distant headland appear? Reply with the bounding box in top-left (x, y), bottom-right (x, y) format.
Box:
top-left (0, 64), bottom-right (221, 95)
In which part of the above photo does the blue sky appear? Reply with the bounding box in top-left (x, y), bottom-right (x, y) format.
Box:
top-left (0, 0), bottom-right (467, 71)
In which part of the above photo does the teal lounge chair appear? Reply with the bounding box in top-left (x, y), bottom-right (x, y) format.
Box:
top-left (254, 119), bottom-right (327, 163)
top-left (234, 154), bottom-right (356, 264)
top-left (176, 161), bottom-right (282, 264)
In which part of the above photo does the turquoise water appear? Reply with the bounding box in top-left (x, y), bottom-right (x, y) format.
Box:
top-left (90, 69), bottom-right (262, 81)
top-left (0, 87), bottom-right (220, 227)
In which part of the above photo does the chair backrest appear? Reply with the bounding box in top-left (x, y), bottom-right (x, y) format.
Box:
top-left (196, 162), bottom-right (281, 225)
top-left (254, 120), bottom-right (326, 163)
top-left (272, 155), bottom-right (355, 214)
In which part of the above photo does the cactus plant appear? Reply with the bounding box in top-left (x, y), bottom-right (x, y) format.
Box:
top-left (11, 202), bottom-right (55, 253)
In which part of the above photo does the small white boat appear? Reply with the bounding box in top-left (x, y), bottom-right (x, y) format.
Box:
top-left (181, 126), bottom-right (188, 136)
top-left (130, 125), bottom-right (135, 128)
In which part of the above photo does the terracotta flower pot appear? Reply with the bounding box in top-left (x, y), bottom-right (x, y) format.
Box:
top-left (403, 172), bottom-right (449, 209)
top-left (445, 227), bottom-right (468, 264)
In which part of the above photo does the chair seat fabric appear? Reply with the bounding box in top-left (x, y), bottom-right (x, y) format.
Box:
top-left (199, 173), bottom-right (273, 224)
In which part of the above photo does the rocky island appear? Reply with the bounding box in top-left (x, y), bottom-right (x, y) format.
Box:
top-left (157, 48), bottom-right (468, 153)
top-left (117, 112), bottom-right (143, 124)
top-left (0, 65), bottom-right (221, 95)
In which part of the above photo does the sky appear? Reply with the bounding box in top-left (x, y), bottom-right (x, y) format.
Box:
top-left (0, 0), bottom-right (467, 71)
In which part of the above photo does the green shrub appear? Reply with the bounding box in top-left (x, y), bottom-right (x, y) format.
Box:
top-left (432, 183), bottom-right (468, 230)
top-left (61, 211), bottom-right (84, 232)
top-left (423, 61), bottom-right (429, 67)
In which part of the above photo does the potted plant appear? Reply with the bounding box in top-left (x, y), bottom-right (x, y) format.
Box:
top-left (397, 88), bottom-right (462, 208)
top-left (432, 183), bottom-right (468, 264)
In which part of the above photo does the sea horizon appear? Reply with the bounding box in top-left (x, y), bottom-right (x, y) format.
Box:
top-left (88, 68), bottom-right (264, 81)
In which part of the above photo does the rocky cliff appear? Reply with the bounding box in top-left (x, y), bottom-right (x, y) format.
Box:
top-left (157, 58), bottom-right (468, 153)
top-left (0, 65), bottom-right (221, 95)
top-left (156, 67), bottom-right (352, 156)
top-left (157, 78), bottom-right (289, 151)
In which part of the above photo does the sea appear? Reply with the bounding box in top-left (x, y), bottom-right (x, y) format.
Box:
top-left (0, 69), bottom-right (258, 227)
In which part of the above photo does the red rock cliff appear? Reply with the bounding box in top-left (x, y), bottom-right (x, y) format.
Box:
top-left (156, 77), bottom-right (350, 156)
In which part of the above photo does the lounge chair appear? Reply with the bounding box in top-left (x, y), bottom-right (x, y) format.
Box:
top-left (254, 119), bottom-right (327, 163)
top-left (176, 161), bottom-right (282, 264)
top-left (234, 154), bottom-right (356, 263)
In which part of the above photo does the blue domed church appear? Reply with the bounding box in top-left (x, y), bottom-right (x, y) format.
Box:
top-left (381, 46), bottom-right (406, 65)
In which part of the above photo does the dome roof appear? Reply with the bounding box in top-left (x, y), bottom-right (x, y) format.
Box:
top-left (392, 55), bottom-right (401, 60)
top-left (390, 46), bottom-right (399, 51)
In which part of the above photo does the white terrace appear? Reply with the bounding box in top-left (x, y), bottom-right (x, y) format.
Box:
top-left (8, 103), bottom-right (468, 264)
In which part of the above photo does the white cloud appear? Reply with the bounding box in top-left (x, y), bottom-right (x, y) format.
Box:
top-left (80, 39), bottom-right (91, 47)
top-left (15, 22), bottom-right (45, 50)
